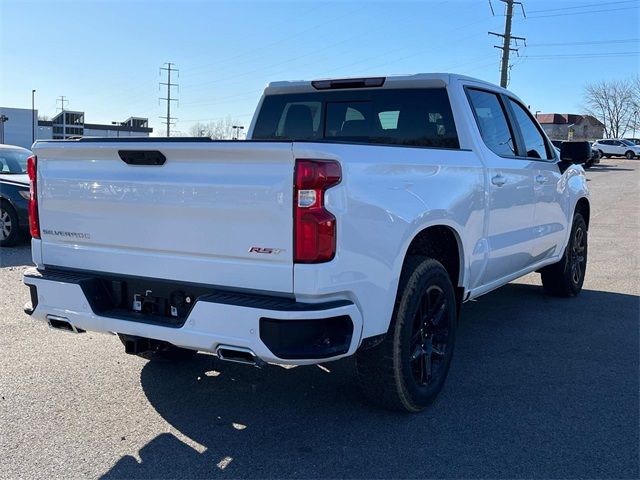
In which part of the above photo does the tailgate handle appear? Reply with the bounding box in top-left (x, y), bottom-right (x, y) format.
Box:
top-left (118, 150), bottom-right (166, 166)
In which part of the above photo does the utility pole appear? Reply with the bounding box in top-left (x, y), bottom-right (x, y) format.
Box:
top-left (32, 90), bottom-right (36, 143)
top-left (56, 96), bottom-right (68, 112)
top-left (489, 0), bottom-right (526, 88)
top-left (159, 62), bottom-right (179, 137)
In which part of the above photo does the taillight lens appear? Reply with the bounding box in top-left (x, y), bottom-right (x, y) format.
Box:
top-left (26, 155), bottom-right (40, 239)
top-left (294, 159), bottom-right (341, 263)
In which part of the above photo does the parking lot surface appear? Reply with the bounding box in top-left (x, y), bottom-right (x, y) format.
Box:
top-left (1, 159), bottom-right (638, 479)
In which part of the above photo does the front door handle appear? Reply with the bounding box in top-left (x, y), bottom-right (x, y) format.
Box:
top-left (491, 174), bottom-right (506, 187)
top-left (535, 175), bottom-right (548, 184)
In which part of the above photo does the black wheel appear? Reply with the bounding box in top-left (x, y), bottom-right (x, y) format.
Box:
top-left (597, 150), bottom-right (604, 159)
top-left (584, 159), bottom-right (593, 169)
top-left (625, 150), bottom-right (635, 159)
top-left (540, 213), bottom-right (587, 297)
top-left (356, 257), bottom-right (457, 412)
top-left (118, 335), bottom-right (198, 361)
top-left (0, 200), bottom-right (21, 247)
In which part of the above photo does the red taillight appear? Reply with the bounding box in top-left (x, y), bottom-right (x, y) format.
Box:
top-left (27, 155), bottom-right (40, 239)
top-left (294, 159), bottom-right (341, 263)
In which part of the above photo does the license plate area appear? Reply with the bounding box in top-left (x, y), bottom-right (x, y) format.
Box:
top-left (75, 276), bottom-right (207, 327)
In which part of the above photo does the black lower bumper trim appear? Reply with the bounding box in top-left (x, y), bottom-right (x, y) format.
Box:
top-left (260, 315), bottom-right (354, 359)
top-left (24, 267), bottom-right (354, 331)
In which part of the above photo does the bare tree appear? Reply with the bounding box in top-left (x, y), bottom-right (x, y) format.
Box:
top-left (188, 116), bottom-right (242, 139)
top-left (630, 75), bottom-right (640, 138)
top-left (583, 79), bottom-right (637, 138)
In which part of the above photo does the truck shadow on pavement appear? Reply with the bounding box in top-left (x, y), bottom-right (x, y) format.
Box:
top-left (102, 283), bottom-right (639, 479)
top-left (588, 164), bottom-right (634, 172)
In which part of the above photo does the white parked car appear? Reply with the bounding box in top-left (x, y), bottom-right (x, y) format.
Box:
top-left (592, 138), bottom-right (640, 159)
top-left (23, 73), bottom-right (591, 411)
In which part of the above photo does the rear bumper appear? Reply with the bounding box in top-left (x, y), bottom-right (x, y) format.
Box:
top-left (23, 267), bottom-right (363, 365)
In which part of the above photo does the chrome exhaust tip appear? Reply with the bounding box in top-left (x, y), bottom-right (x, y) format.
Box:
top-left (216, 345), bottom-right (265, 367)
top-left (47, 315), bottom-right (84, 334)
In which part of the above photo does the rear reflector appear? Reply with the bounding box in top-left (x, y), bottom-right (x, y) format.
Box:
top-left (294, 159), bottom-right (341, 263)
top-left (26, 155), bottom-right (40, 239)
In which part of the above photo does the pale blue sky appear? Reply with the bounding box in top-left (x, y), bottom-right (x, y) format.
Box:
top-left (1, 0), bottom-right (638, 135)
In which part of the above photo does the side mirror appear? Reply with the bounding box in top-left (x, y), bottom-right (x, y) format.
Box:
top-left (560, 141), bottom-right (591, 164)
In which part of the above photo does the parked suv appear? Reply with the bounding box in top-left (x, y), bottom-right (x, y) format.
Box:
top-left (23, 74), bottom-right (591, 411)
top-left (592, 139), bottom-right (640, 159)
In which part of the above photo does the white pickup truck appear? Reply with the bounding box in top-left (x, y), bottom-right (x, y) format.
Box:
top-left (23, 73), bottom-right (591, 412)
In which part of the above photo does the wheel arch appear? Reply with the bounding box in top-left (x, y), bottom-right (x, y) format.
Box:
top-left (574, 196), bottom-right (590, 230)
top-left (399, 223), bottom-right (466, 300)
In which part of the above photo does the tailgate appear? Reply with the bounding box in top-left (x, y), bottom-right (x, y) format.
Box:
top-left (34, 141), bottom-right (295, 293)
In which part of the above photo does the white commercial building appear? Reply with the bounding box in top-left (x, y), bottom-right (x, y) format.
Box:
top-left (0, 106), bottom-right (153, 149)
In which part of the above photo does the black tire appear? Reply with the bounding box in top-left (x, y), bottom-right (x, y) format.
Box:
top-left (584, 159), bottom-right (593, 169)
top-left (605, 154), bottom-right (611, 158)
top-left (118, 335), bottom-right (198, 362)
top-left (625, 150), bottom-right (635, 159)
top-left (540, 212), bottom-right (587, 297)
top-left (597, 150), bottom-right (604, 159)
top-left (356, 257), bottom-right (457, 412)
top-left (0, 200), bottom-right (21, 247)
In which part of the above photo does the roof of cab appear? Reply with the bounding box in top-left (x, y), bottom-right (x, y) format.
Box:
top-left (264, 73), bottom-right (510, 96)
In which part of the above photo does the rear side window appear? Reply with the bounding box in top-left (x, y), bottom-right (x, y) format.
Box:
top-left (467, 89), bottom-right (516, 157)
top-left (508, 99), bottom-right (553, 160)
top-left (252, 88), bottom-right (459, 149)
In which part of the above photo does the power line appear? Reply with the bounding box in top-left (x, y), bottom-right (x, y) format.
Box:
top-left (526, 51), bottom-right (638, 59)
top-left (159, 62), bottom-right (179, 137)
top-left (527, 38), bottom-right (639, 47)
top-left (526, 5), bottom-right (637, 19)
top-left (527, 0), bottom-right (636, 14)
top-left (489, 0), bottom-right (526, 88)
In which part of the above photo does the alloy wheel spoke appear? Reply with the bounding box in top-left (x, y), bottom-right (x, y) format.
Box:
top-left (410, 344), bottom-right (423, 362)
top-left (422, 351), bottom-right (433, 384)
top-left (432, 345), bottom-right (445, 356)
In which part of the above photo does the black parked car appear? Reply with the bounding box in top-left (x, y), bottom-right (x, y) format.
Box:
top-left (551, 140), bottom-right (599, 169)
top-left (0, 145), bottom-right (32, 246)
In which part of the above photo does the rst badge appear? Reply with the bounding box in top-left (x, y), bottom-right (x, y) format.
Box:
top-left (248, 247), bottom-right (283, 255)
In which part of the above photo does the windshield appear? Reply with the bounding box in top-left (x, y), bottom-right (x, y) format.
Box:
top-left (0, 149), bottom-right (30, 174)
top-left (621, 140), bottom-right (636, 146)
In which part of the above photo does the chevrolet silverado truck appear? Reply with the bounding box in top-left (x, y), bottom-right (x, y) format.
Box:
top-left (23, 74), bottom-right (591, 412)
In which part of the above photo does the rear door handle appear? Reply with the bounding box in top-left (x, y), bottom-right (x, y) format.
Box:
top-left (491, 174), bottom-right (506, 187)
top-left (535, 175), bottom-right (547, 184)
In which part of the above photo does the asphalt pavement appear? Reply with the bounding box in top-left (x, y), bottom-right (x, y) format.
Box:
top-left (1, 158), bottom-right (638, 479)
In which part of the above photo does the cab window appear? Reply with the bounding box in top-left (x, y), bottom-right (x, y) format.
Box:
top-left (467, 89), bottom-right (516, 157)
top-left (508, 99), bottom-right (553, 160)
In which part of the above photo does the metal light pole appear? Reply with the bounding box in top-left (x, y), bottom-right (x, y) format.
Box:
top-left (232, 125), bottom-right (244, 140)
top-left (111, 121), bottom-right (122, 138)
top-left (31, 90), bottom-right (36, 143)
top-left (0, 114), bottom-right (8, 144)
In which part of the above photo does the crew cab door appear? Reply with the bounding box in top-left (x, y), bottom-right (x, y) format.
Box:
top-left (505, 97), bottom-right (568, 262)
top-left (466, 87), bottom-right (537, 284)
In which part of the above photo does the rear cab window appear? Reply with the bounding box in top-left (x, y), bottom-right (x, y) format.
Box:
top-left (252, 88), bottom-right (460, 149)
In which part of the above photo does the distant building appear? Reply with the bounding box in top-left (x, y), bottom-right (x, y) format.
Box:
top-left (537, 113), bottom-right (604, 142)
top-left (0, 106), bottom-right (153, 149)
